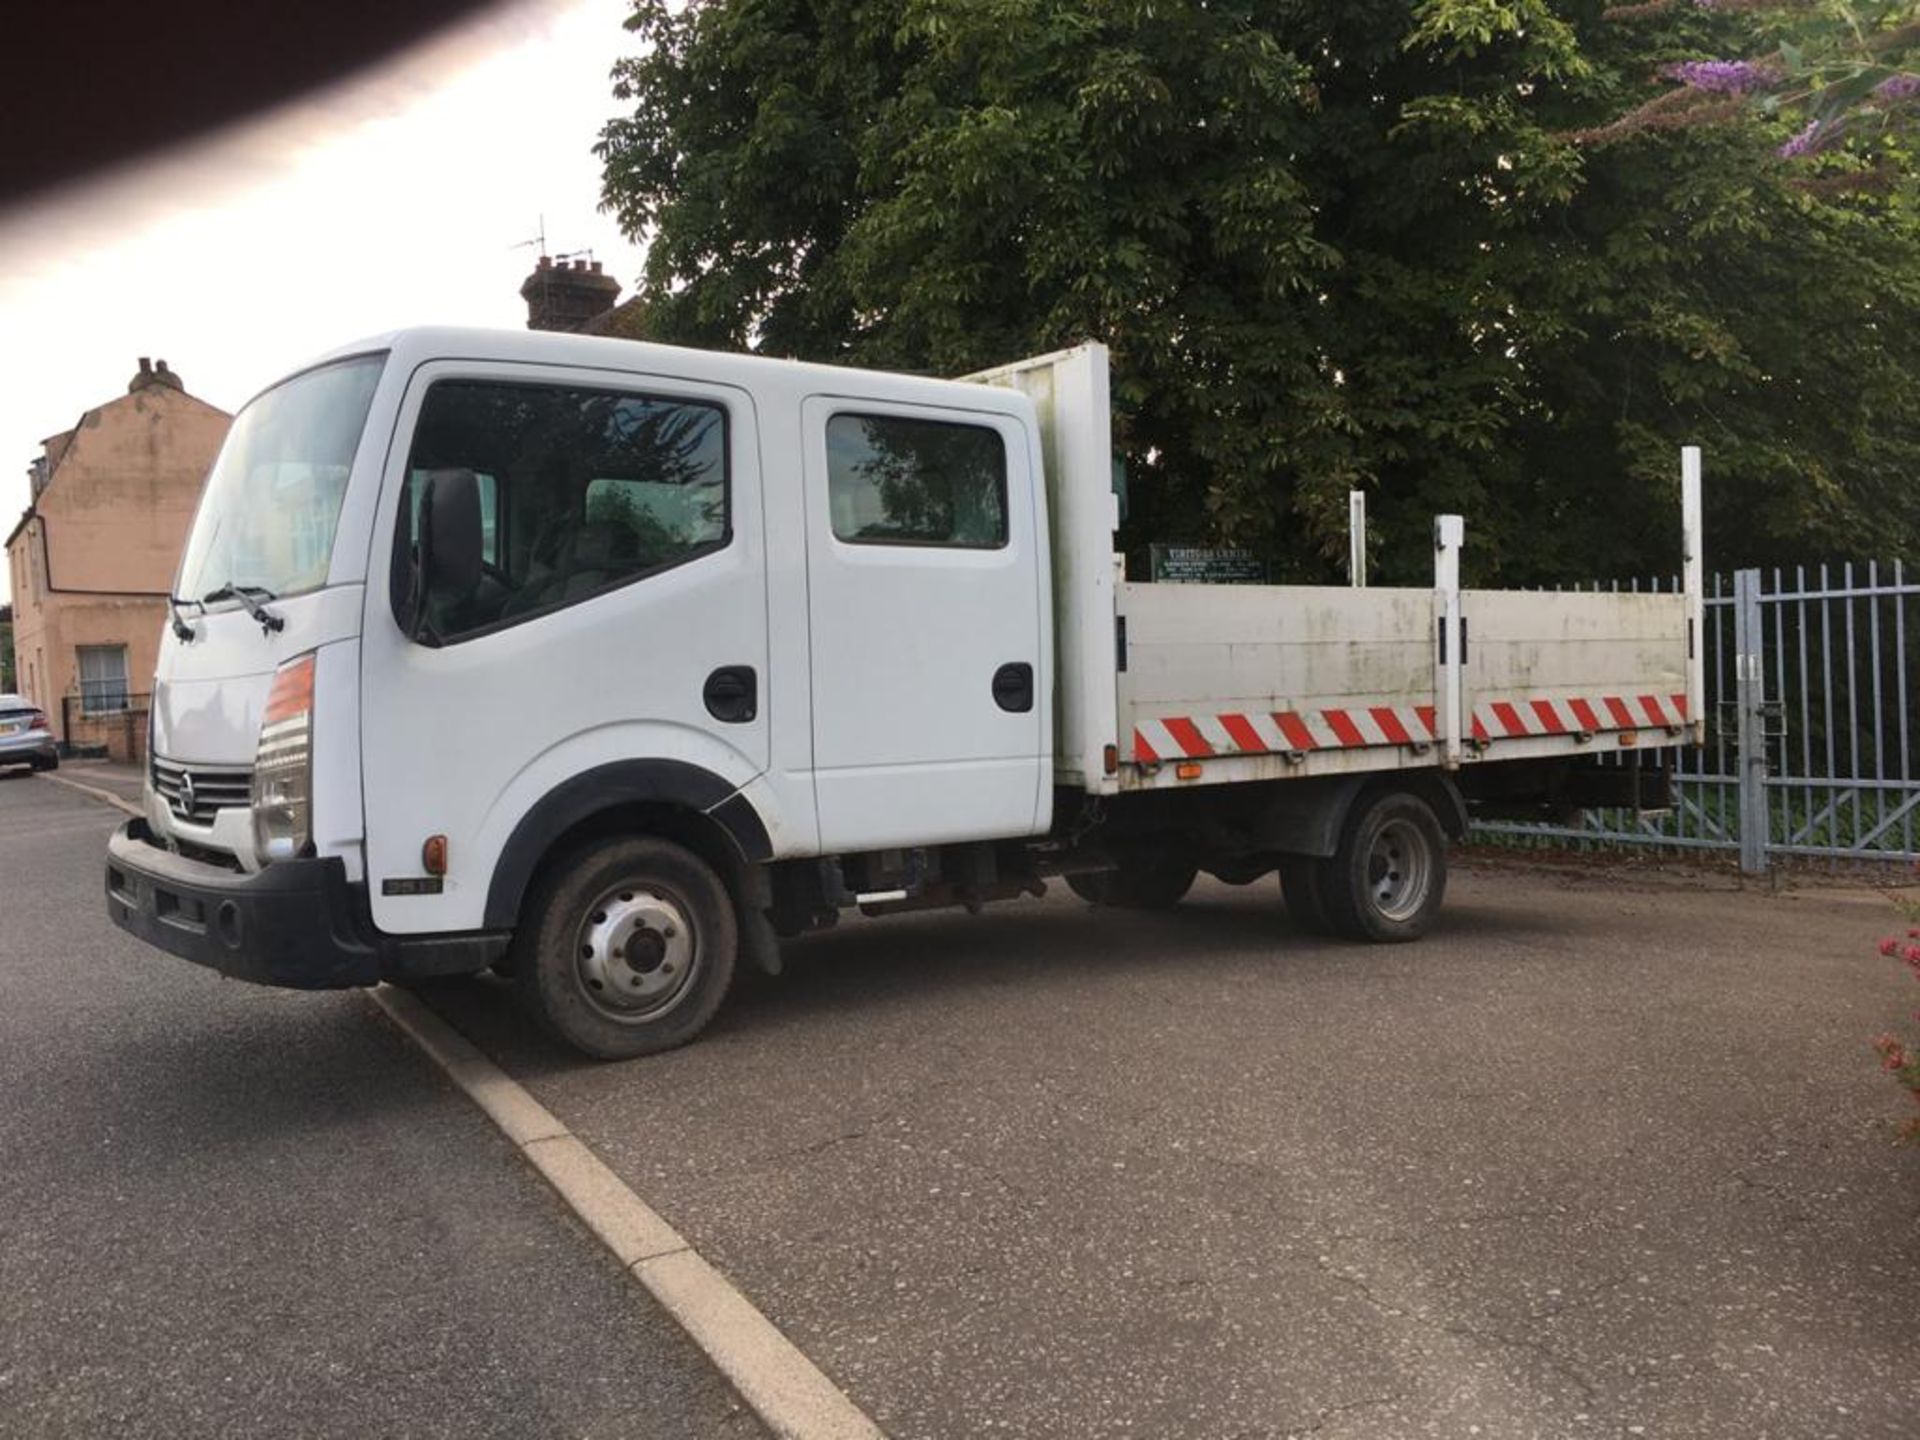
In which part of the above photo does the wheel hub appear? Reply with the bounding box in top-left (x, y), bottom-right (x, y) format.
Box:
top-left (1367, 818), bottom-right (1432, 923)
top-left (576, 886), bottom-right (696, 1019)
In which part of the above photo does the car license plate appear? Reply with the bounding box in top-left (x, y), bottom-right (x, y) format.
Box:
top-left (0, 722), bottom-right (20, 737)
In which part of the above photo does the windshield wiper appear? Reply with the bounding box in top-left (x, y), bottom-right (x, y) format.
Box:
top-left (166, 593), bottom-right (202, 642)
top-left (201, 582), bottom-right (286, 636)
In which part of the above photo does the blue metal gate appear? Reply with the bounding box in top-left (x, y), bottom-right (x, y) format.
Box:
top-left (1472, 563), bottom-right (1920, 872)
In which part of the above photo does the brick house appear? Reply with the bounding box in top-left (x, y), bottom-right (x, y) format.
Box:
top-left (6, 359), bottom-right (230, 757)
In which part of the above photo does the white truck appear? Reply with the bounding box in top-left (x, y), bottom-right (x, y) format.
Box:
top-left (105, 328), bottom-right (1704, 1058)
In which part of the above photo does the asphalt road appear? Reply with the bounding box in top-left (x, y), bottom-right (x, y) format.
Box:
top-left (0, 775), bottom-right (758, 1438)
top-left (421, 852), bottom-right (1920, 1439)
top-left (16, 764), bottom-right (1920, 1438)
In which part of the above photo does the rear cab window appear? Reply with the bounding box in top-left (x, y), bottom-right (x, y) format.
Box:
top-left (825, 413), bottom-right (1008, 549)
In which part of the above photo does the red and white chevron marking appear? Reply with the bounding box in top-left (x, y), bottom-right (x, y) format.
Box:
top-left (1130, 693), bottom-right (1689, 763)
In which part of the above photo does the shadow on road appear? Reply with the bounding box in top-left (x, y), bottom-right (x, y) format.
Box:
top-left (421, 880), bottom-right (1569, 1078)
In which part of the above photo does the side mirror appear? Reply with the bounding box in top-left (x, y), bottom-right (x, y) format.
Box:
top-left (412, 468), bottom-right (483, 640)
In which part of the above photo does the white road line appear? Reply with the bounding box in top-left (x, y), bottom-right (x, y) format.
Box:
top-left (368, 985), bottom-right (887, 1440)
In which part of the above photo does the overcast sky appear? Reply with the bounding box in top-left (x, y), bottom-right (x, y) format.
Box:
top-left (0, 0), bottom-right (646, 607)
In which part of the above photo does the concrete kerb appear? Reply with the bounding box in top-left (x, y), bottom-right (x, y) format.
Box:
top-left (47, 772), bottom-right (884, 1439)
top-left (367, 985), bottom-right (888, 1440)
top-left (38, 770), bottom-right (142, 818)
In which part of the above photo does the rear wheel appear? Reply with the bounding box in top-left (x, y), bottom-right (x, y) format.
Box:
top-left (1319, 791), bottom-right (1447, 943)
top-left (1065, 855), bottom-right (1198, 910)
top-left (513, 835), bottom-right (736, 1059)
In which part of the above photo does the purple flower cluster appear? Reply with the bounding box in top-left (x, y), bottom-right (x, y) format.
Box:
top-left (1663, 59), bottom-right (1780, 94)
top-left (1876, 73), bottom-right (1920, 103)
top-left (1777, 120), bottom-right (1822, 159)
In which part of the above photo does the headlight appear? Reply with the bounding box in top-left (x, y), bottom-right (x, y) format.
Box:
top-left (252, 653), bottom-right (314, 864)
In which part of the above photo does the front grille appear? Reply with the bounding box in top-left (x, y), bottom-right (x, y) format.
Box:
top-left (151, 757), bottom-right (253, 825)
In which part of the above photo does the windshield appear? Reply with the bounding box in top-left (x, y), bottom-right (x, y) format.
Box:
top-left (175, 354), bottom-right (385, 603)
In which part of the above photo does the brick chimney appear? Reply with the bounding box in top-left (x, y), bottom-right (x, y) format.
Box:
top-left (128, 357), bottom-right (183, 393)
top-left (520, 256), bottom-right (622, 333)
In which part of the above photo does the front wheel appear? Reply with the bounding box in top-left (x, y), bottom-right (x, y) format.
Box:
top-left (1319, 791), bottom-right (1447, 943)
top-left (513, 836), bottom-right (737, 1059)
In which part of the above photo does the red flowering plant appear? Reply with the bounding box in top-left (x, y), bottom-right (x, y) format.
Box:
top-left (1873, 894), bottom-right (1920, 1139)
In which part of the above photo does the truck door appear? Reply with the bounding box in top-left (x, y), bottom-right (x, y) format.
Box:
top-left (361, 361), bottom-right (769, 935)
top-left (800, 397), bottom-right (1047, 851)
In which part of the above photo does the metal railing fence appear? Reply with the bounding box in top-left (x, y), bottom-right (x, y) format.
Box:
top-left (1472, 563), bottom-right (1920, 872)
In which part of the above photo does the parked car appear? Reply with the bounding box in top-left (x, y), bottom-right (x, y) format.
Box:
top-left (0, 694), bottom-right (58, 773)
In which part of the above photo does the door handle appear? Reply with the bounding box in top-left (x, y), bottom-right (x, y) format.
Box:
top-left (703, 666), bottom-right (758, 724)
top-left (992, 662), bottom-right (1034, 714)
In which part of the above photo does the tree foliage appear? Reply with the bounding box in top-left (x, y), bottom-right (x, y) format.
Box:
top-left (598, 0), bottom-right (1920, 584)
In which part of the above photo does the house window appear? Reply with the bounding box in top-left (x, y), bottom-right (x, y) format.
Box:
top-left (78, 645), bottom-right (130, 715)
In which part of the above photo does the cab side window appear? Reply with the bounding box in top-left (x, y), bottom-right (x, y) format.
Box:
top-left (825, 413), bottom-right (1007, 548)
top-left (394, 379), bottom-right (729, 641)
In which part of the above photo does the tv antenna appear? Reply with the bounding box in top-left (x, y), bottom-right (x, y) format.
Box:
top-left (510, 216), bottom-right (595, 267)
top-left (510, 215), bottom-right (549, 257)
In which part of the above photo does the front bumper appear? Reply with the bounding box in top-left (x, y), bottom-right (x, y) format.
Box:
top-left (105, 819), bottom-right (505, 989)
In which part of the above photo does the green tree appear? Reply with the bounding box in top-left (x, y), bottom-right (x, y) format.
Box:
top-left (598, 0), bottom-right (1920, 584)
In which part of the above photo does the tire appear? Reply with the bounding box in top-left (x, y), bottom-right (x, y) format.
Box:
top-left (1278, 856), bottom-right (1335, 936)
top-left (1318, 790), bottom-right (1447, 943)
top-left (1064, 855), bottom-right (1198, 910)
top-left (513, 835), bottom-right (737, 1060)
top-left (32, 754), bottom-right (57, 772)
